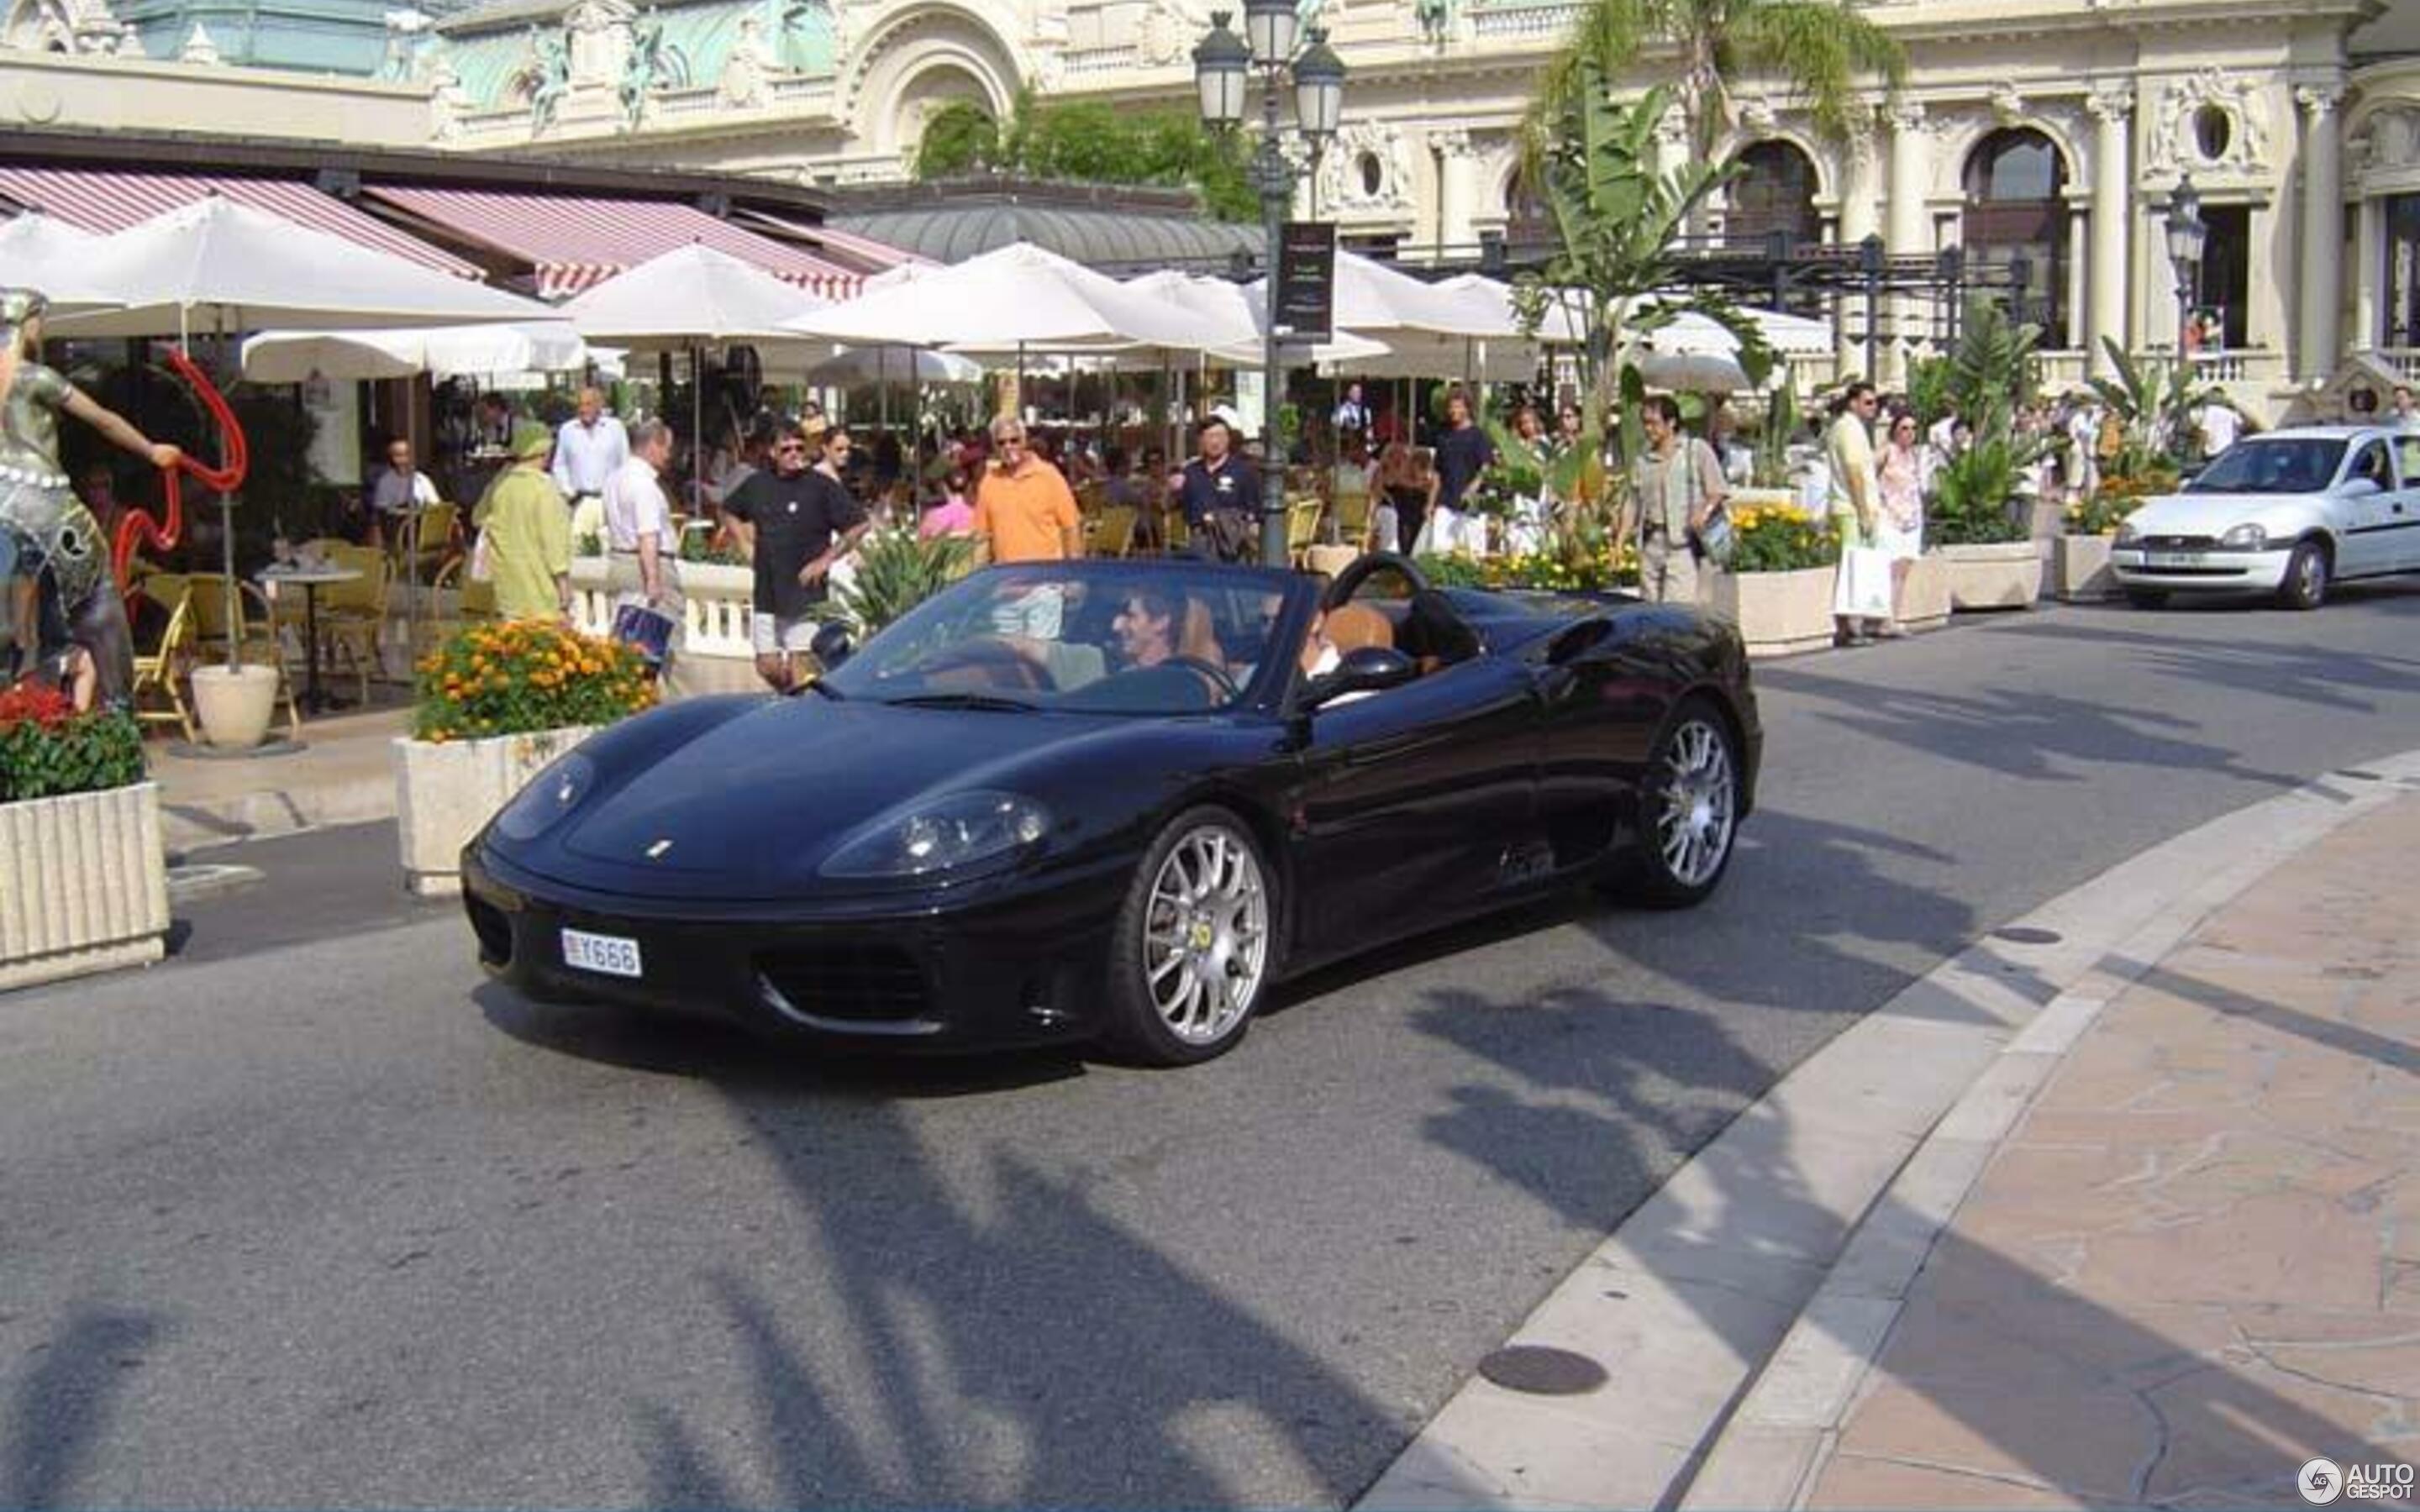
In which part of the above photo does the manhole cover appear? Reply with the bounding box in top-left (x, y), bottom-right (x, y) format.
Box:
top-left (1992, 926), bottom-right (2063, 945)
top-left (1477, 1345), bottom-right (1607, 1396)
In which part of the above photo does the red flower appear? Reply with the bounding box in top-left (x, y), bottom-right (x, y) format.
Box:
top-left (0, 681), bottom-right (74, 733)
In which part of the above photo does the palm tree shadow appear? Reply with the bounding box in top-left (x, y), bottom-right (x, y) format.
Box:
top-left (3, 1304), bottom-right (166, 1509)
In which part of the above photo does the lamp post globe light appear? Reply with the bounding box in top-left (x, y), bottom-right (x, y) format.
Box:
top-left (1195, 8), bottom-right (1345, 566)
top-left (2165, 172), bottom-right (2207, 359)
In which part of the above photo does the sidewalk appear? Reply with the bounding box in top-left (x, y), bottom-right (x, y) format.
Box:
top-left (1689, 790), bottom-right (2420, 1509)
top-left (151, 703), bottom-right (408, 855)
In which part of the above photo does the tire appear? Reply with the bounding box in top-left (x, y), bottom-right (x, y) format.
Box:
top-left (1602, 697), bottom-right (1743, 909)
top-left (2276, 539), bottom-right (2328, 611)
top-left (1097, 806), bottom-right (1276, 1066)
top-left (2123, 587), bottom-right (2169, 610)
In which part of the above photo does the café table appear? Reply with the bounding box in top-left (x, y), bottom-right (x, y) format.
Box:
top-left (260, 563), bottom-right (364, 715)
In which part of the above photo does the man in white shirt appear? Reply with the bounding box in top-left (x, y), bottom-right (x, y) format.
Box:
top-left (366, 435), bottom-right (439, 550)
top-left (2196, 399), bottom-right (2242, 459)
top-left (1332, 382), bottom-right (1370, 438)
top-left (1926, 402), bottom-right (1960, 459)
top-left (552, 386), bottom-right (630, 504)
top-left (2394, 386), bottom-right (2419, 432)
top-left (603, 418), bottom-right (678, 617)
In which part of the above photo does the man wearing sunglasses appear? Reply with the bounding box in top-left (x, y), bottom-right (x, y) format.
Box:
top-left (725, 421), bottom-right (869, 691)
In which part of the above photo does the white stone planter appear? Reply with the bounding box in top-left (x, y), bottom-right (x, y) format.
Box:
top-left (191, 664), bottom-right (281, 749)
top-left (0, 781), bottom-right (169, 991)
top-left (1715, 564), bottom-right (1838, 658)
top-left (1899, 551), bottom-right (1951, 632)
top-left (2054, 534), bottom-right (2118, 601)
top-left (394, 724), bottom-right (597, 897)
top-left (1933, 541), bottom-right (2043, 611)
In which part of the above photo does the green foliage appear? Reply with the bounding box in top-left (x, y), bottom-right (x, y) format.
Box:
top-left (2087, 337), bottom-right (2223, 475)
top-left (1533, 0), bottom-right (1907, 170)
top-left (0, 685), bottom-right (145, 804)
top-left (1751, 383), bottom-right (1800, 488)
top-left (1726, 501), bottom-right (1836, 573)
top-left (836, 528), bottom-right (978, 635)
top-left (678, 532), bottom-right (748, 567)
top-left (1945, 297), bottom-right (2041, 438)
top-left (910, 92), bottom-right (1256, 222)
top-left (1463, 421), bottom-right (1546, 520)
top-left (1928, 437), bottom-right (2033, 544)
top-left (1905, 355), bottom-right (1953, 428)
top-left (413, 620), bottom-right (658, 743)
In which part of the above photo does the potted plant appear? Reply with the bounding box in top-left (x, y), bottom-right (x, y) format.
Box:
top-left (2057, 465), bottom-right (2175, 601)
top-left (0, 685), bottom-right (167, 990)
top-left (1713, 502), bottom-right (1840, 656)
top-left (393, 619), bottom-right (658, 895)
top-left (1924, 299), bottom-right (2049, 611)
top-left (836, 528), bottom-right (978, 635)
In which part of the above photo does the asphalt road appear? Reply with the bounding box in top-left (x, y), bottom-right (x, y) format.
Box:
top-left (8, 587), bottom-right (2420, 1509)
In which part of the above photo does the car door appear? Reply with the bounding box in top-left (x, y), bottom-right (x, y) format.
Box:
top-left (2333, 438), bottom-right (2401, 579)
top-left (1529, 614), bottom-right (1688, 868)
top-left (1287, 652), bottom-right (1542, 962)
top-left (2391, 435), bottom-right (2420, 572)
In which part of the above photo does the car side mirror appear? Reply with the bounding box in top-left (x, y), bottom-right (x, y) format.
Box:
top-left (810, 622), bottom-right (855, 669)
top-left (2343, 476), bottom-right (2382, 497)
top-left (1304, 645), bottom-right (1417, 708)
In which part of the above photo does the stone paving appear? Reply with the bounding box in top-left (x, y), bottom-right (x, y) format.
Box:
top-left (1800, 793), bottom-right (2420, 1509)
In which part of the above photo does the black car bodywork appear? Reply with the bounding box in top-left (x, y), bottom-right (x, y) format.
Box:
top-left (462, 557), bottom-right (1760, 1053)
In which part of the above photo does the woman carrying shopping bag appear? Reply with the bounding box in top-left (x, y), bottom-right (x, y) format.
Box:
top-left (1870, 408), bottom-right (1930, 638)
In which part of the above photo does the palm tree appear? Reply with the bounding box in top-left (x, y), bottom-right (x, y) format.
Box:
top-left (1532, 0), bottom-right (1906, 170)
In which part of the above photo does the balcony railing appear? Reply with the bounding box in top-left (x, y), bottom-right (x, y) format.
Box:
top-left (2375, 349), bottom-right (2420, 381)
top-left (1469, 1), bottom-right (1589, 39)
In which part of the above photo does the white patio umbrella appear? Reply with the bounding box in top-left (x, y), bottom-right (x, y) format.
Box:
top-left (240, 321), bottom-right (589, 383)
top-left (52, 197), bottom-right (548, 339)
top-left (798, 345), bottom-right (985, 386)
top-left (786, 242), bottom-right (1209, 357)
top-left (1638, 349), bottom-right (1753, 393)
top-left (559, 243), bottom-right (833, 507)
top-left (1647, 307), bottom-right (1833, 360)
top-left (0, 213), bottom-right (118, 312)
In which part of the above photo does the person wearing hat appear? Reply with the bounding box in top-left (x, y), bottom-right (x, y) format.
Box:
top-left (471, 421), bottom-right (572, 623)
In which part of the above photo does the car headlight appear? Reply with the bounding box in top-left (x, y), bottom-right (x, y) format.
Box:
top-left (2113, 520), bottom-right (2141, 547)
top-left (2220, 522), bottom-right (2268, 550)
top-left (820, 790), bottom-right (1052, 879)
top-left (493, 753), bottom-right (597, 842)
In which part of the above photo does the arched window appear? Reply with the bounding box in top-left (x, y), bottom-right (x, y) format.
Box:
top-left (1964, 128), bottom-right (2072, 344)
top-left (1725, 140), bottom-right (1820, 252)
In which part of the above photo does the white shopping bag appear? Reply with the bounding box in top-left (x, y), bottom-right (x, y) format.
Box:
top-left (1832, 545), bottom-right (1896, 620)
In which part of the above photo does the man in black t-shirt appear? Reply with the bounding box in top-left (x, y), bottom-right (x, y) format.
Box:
top-left (1176, 417), bottom-right (1264, 563)
top-left (724, 422), bottom-right (870, 691)
top-left (1429, 388), bottom-right (1496, 553)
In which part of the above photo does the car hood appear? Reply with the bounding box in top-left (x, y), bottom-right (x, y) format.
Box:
top-left (545, 697), bottom-right (1128, 897)
top-left (2124, 491), bottom-right (2315, 535)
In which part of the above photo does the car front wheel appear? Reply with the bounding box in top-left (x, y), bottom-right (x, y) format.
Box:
top-left (2277, 540), bottom-right (2329, 611)
top-left (1099, 806), bottom-right (1275, 1066)
top-left (1604, 697), bottom-right (1742, 909)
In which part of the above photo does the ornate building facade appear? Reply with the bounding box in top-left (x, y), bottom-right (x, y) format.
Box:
top-left (3, 0), bottom-right (2418, 407)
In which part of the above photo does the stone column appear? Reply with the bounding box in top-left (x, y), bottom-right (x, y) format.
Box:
top-left (1885, 100), bottom-right (1929, 384)
top-left (1435, 128), bottom-right (1478, 263)
top-left (1837, 122), bottom-right (1880, 376)
top-left (2355, 194), bottom-right (2384, 354)
top-left (2296, 83), bottom-right (2345, 382)
top-left (2086, 86), bottom-right (2133, 375)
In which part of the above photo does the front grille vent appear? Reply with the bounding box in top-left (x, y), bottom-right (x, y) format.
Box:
top-left (756, 945), bottom-right (932, 1023)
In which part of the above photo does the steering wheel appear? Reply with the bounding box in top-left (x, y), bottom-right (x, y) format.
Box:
top-left (1322, 550), bottom-right (1430, 612)
top-left (1164, 654), bottom-right (1239, 699)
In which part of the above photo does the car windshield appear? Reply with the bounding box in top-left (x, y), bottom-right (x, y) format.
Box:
top-left (823, 564), bottom-right (1297, 716)
top-left (2186, 438), bottom-right (2348, 495)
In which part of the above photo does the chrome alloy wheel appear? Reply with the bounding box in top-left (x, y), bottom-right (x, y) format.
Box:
top-left (1142, 823), bottom-right (1270, 1045)
top-left (1655, 717), bottom-right (1737, 889)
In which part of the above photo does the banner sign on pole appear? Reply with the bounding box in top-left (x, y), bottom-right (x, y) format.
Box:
top-left (1275, 221), bottom-right (1337, 341)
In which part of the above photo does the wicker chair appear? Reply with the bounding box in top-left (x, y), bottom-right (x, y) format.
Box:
top-left (128, 583), bottom-right (198, 743)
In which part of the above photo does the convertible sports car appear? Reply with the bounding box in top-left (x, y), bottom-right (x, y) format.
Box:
top-left (461, 554), bottom-right (1762, 1065)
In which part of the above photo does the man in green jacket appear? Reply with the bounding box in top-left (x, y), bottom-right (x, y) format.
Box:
top-left (474, 422), bottom-right (572, 622)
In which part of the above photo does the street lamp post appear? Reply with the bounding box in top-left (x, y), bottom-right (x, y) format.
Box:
top-left (2164, 172), bottom-right (2207, 361)
top-left (1195, 3), bottom-right (1344, 567)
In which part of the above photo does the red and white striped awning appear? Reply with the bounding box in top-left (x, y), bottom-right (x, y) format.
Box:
top-left (0, 166), bottom-right (482, 278)
top-left (364, 186), bottom-right (866, 302)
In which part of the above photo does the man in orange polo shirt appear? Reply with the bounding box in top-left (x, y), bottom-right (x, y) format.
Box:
top-left (972, 417), bottom-right (1083, 563)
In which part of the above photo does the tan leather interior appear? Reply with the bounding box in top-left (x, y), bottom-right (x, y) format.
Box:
top-left (1325, 602), bottom-right (1395, 654)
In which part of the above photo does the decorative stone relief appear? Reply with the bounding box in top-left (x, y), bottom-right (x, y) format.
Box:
top-left (2151, 65), bottom-right (2270, 176)
top-left (2295, 82), bottom-right (2344, 123)
top-left (720, 13), bottom-right (771, 106)
top-left (2084, 83), bottom-right (2133, 124)
top-left (1884, 97), bottom-right (1925, 135)
top-left (1989, 80), bottom-right (2024, 125)
top-left (2355, 106), bottom-right (2419, 174)
top-left (1737, 92), bottom-right (1777, 136)
top-left (0, 0), bottom-right (127, 55)
top-left (177, 19), bottom-right (221, 64)
top-left (565, 0), bottom-right (634, 87)
top-left (427, 48), bottom-right (471, 139)
top-left (1137, 0), bottom-right (1192, 66)
top-left (1318, 118), bottom-right (1412, 212)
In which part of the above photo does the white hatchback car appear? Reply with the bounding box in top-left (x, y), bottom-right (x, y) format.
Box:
top-left (2108, 426), bottom-right (2420, 609)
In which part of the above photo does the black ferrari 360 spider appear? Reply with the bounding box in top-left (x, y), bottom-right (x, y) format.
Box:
top-left (461, 554), bottom-right (1760, 1064)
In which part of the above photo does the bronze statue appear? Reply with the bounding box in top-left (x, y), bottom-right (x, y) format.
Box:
top-left (0, 287), bottom-right (183, 707)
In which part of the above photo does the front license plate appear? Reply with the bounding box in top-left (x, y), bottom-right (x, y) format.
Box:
top-left (2146, 550), bottom-right (2209, 568)
top-left (561, 927), bottom-right (643, 978)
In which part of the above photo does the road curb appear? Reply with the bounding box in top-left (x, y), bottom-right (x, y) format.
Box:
top-left (160, 774), bottom-right (396, 856)
top-left (1355, 748), bottom-right (2420, 1512)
